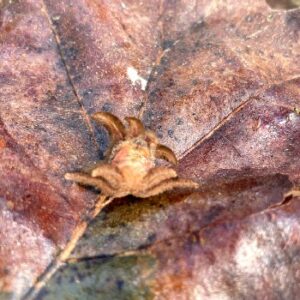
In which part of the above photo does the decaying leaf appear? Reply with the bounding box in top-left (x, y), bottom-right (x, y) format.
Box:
top-left (0, 0), bottom-right (299, 299)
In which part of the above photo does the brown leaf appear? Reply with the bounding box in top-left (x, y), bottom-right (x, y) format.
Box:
top-left (0, 0), bottom-right (98, 293)
top-left (0, 0), bottom-right (299, 299)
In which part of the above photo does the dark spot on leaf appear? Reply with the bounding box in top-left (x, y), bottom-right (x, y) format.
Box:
top-left (36, 287), bottom-right (50, 299)
top-left (190, 20), bottom-right (205, 33)
top-left (168, 129), bottom-right (174, 138)
top-left (285, 10), bottom-right (300, 30)
top-left (160, 56), bottom-right (169, 66)
top-left (192, 79), bottom-right (199, 86)
top-left (162, 39), bottom-right (174, 50)
top-left (102, 102), bottom-right (113, 112)
top-left (147, 233), bottom-right (157, 244)
top-left (176, 118), bottom-right (184, 125)
top-left (116, 279), bottom-right (125, 290)
top-left (245, 15), bottom-right (253, 22)
top-left (63, 46), bottom-right (79, 61)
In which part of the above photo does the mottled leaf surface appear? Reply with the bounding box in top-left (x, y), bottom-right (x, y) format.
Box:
top-left (0, 0), bottom-right (299, 299)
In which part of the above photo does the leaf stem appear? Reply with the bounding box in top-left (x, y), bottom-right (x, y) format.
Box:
top-left (23, 195), bottom-right (114, 300)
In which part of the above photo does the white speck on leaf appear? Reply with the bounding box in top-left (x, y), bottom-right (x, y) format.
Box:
top-left (127, 66), bottom-right (147, 91)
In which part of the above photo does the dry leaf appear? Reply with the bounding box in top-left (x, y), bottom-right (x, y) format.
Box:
top-left (0, 0), bottom-right (299, 299)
